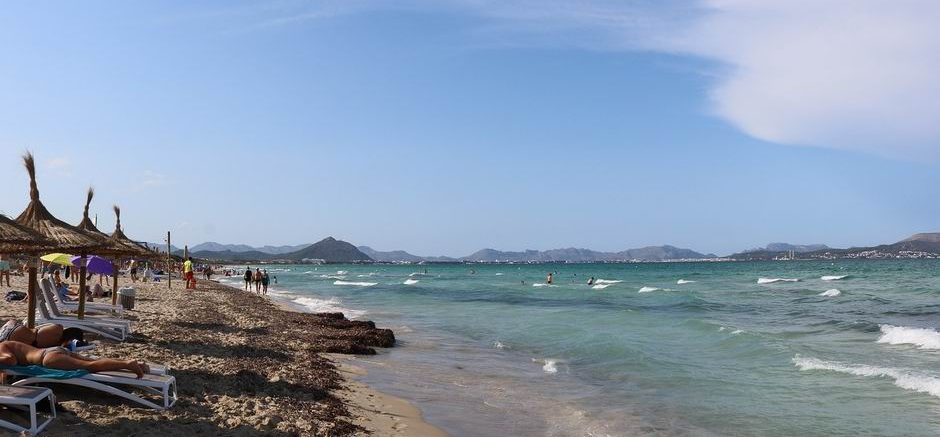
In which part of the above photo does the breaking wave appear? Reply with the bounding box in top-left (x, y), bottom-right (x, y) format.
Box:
top-left (638, 286), bottom-right (661, 293)
top-left (821, 275), bottom-right (849, 281)
top-left (758, 278), bottom-right (800, 284)
top-left (819, 289), bottom-right (841, 297)
top-left (793, 355), bottom-right (940, 399)
top-left (333, 280), bottom-right (378, 287)
top-left (292, 297), bottom-right (366, 319)
top-left (877, 325), bottom-right (940, 349)
top-left (677, 279), bottom-right (695, 284)
top-left (403, 278), bottom-right (419, 285)
top-left (593, 279), bottom-right (622, 284)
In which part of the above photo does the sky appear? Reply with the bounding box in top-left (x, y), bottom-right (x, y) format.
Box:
top-left (1, 1), bottom-right (938, 257)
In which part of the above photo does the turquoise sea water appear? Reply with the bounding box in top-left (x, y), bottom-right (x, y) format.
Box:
top-left (220, 260), bottom-right (940, 436)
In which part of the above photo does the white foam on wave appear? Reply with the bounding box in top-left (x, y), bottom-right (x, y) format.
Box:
top-left (403, 278), bottom-right (419, 285)
top-left (292, 297), bottom-right (366, 319)
top-left (532, 283), bottom-right (555, 287)
top-left (677, 279), bottom-right (695, 285)
top-left (594, 279), bottom-right (622, 284)
top-left (591, 284), bottom-right (612, 290)
top-left (820, 289), bottom-right (841, 297)
top-left (532, 358), bottom-right (559, 374)
top-left (494, 273), bottom-right (504, 276)
top-left (335, 270), bottom-right (348, 275)
top-left (757, 277), bottom-right (800, 284)
top-left (333, 280), bottom-right (378, 287)
top-left (821, 275), bottom-right (849, 281)
top-left (494, 341), bottom-right (506, 350)
top-left (878, 325), bottom-right (940, 349)
top-left (793, 355), bottom-right (940, 399)
top-left (638, 286), bottom-right (661, 293)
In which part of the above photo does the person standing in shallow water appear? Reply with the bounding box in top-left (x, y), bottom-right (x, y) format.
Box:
top-left (253, 268), bottom-right (262, 293)
top-left (546, 272), bottom-right (553, 284)
top-left (243, 267), bottom-right (252, 291)
top-left (261, 270), bottom-right (269, 295)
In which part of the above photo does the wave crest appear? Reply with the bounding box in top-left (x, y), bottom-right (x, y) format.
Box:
top-left (878, 325), bottom-right (940, 349)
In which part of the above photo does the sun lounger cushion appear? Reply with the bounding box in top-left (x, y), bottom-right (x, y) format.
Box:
top-left (0, 365), bottom-right (89, 379)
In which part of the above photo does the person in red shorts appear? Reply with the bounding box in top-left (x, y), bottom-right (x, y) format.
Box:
top-left (183, 257), bottom-right (195, 290)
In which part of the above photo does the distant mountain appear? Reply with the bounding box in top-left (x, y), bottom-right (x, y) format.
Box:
top-left (190, 250), bottom-right (275, 262)
top-left (358, 246), bottom-right (425, 263)
top-left (461, 245), bottom-right (715, 262)
top-left (730, 233), bottom-right (940, 260)
top-left (284, 237), bottom-right (372, 262)
top-left (190, 241), bottom-right (311, 255)
top-left (745, 243), bottom-right (829, 253)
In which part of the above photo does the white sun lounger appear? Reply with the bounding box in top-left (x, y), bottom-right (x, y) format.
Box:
top-left (38, 280), bottom-right (131, 333)
top-left (0, 385), bottom-right (56, 435)
top-left (33, 285), bottom-right (128, 342)
top-left (8, 370), bottom-right (177, 410)
top-left (39, 278), bottom-right (127, 321)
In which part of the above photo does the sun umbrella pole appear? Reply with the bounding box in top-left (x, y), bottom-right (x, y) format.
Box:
top-left (112, 261), bottom-right (119, 306)
top-left (77, 254), bottom-right (87, 319)
top-left (26, 264), bottom-right (38, 329)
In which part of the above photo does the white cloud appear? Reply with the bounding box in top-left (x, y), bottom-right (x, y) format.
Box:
top-left (660, 0), bottom-right (940, 160)
top-left (249, 0), bottom-right (940, 160)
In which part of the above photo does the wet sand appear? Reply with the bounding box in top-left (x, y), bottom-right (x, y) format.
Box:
top-left (0, 272), bottom-right (447, 436)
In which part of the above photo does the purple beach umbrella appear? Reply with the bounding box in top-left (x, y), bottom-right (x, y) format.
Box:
top-left (71, 255), bottom-right (114, 276)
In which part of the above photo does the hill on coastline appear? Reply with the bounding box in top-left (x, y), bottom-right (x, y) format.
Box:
top-left (729, 233), bottom-right (940, 260)
top-left (461, 245), bottom-right (716, 262)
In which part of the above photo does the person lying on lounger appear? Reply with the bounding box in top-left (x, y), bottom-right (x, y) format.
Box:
top-left (0, 341), bottom-right (149, 378)
top-left (0, 320), bottom-right (87, 348)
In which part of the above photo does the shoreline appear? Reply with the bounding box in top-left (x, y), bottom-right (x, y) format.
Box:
top-left (0, 272), bottom-right (447, 436)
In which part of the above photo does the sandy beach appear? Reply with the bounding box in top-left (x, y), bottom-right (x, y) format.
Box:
top-left (0, 272), bottom-right (447, 437)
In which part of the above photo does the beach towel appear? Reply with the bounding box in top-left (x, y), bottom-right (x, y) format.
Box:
top-left (0, 365), bottom-right (89, 379)
top-left (4, 290), bottom-right (26, 302)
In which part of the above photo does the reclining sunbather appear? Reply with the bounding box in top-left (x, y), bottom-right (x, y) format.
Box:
top-left (0, 341), bottom-right (149, 378)
top-left (0, 320), bottom-right (86, 348)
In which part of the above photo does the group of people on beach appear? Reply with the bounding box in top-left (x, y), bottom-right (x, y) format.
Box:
top-left (243, 267), bottom-right (274, 295)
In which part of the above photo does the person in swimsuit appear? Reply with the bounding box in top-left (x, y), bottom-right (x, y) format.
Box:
top-left (546, 272), bottom-right (553, 284)
top-left (253, 269), bottom-right (262, 293)
top-left (0, 320), bottom-right (85, 348)
top-left (0, 341), bottom-right (149, 378)
top-left (244, 267), bottom-right (252, 291)
top-left (261, 270), bottom-right (269, 295)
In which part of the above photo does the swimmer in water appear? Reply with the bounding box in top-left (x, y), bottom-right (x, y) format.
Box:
top-left (546, 273), bottom-right (553, 284)
top-left (587, 276), bottom-right (595, 286)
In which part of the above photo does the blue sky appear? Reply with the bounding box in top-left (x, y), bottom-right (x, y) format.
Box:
top-left (1, 1), bottom-right (938, 257)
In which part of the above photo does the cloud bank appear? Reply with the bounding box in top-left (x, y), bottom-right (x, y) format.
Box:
top-left (255, 0), bottom-right (940, 160)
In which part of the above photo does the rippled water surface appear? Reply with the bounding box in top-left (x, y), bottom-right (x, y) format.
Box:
top-left (221, 260), bottom-right (940, 436)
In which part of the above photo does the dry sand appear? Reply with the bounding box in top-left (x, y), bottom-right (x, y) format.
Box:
top-left (0, 271), bottom-right (448, 436)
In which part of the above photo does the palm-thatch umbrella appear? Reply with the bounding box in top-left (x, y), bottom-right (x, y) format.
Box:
top-left (76, 188), bottom-right (153, 306)
top-left (16, 152), bottom-right (103, 326)
top-left (109, 205), bottom-right (156, 304)
top-left (0, 213), bottom-right (52, 255)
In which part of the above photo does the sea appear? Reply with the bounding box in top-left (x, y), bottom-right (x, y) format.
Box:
top-left (220, 260), bottom-right (940, 437)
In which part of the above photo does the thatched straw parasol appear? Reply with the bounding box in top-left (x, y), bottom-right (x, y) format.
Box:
top-left (110, 205), bottom-right (154, 258)
top-left (0, 213), bottom-right (51, 254)
top-left (16, 152), bottom-right (104, 326)
top-left (77, 188), bottom-right (153, 306)
top-left (77, 188), bottom-right (150, 257)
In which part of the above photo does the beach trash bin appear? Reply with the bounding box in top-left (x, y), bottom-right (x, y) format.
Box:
top-left (118, 287), bottom-right (136, 310)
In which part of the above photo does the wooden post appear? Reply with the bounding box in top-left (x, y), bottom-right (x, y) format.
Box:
top-left (26, 265), bottom-right (37, 329)
top-left (111, 261), bottom-right (119, 306)
top-left (167, 231), bottom-right (171, 289)
top-left (77, 254), bottom-right (87, 319)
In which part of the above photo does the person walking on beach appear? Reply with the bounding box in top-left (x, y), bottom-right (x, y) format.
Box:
top-left (244, 267), bottom-right (252, 290)
top-left (0, 256), bottom-right (10, 287)
top-left (129, 259), bottom-right (138, 283)
top-left (253, 268), bottom-right (262, 293)
top-left (183, 257), bottom-right (195, 290)
top-left (261, 270), bottom-right (269, 295)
